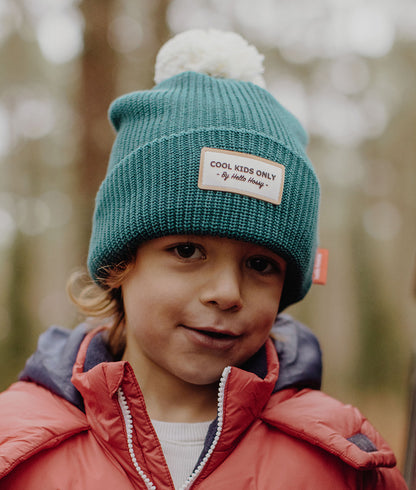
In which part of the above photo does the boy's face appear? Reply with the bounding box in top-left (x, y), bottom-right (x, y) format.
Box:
top-left (122, 235), bottom-right (286, 388)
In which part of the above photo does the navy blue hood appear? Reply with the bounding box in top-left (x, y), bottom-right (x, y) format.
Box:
top-left (20, 314), bottom-right (322, 412)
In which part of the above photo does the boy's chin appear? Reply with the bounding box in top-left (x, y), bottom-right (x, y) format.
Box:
top-left (176, 366), bottom-right (228, 387)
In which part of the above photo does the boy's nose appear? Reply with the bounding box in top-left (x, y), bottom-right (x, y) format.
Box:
top-left (199, 263), bottom-right (243, 312)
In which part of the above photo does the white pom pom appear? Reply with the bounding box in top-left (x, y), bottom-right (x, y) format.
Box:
top-left (154, 29), bottom-right (265, 88)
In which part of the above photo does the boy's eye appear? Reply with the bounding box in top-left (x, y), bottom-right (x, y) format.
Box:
top-left (246, 256), bottom-right (279, 274)
top-left (173, 243), bottom-right (204, 260)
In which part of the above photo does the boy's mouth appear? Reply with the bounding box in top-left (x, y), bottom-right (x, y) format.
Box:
top-left (180, 325), bottom-right (240, 348)
top-left (194, 329), bottom-right (235, 339)
top-left (183, 325), bottom-right (238, 338)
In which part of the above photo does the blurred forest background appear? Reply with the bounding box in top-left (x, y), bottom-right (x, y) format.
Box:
top-left (0, 0), bottom-right (415, 470)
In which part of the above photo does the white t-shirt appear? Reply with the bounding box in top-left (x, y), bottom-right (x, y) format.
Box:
top-left (151, 419), bottom-right (212, 489)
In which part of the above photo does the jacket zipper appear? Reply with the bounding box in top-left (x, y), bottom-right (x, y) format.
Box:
top-left (118, 388), bottom-right (157, 490)
top-left (117, 366), bottom-right (231, 490)
top-left (180, 366), bottom-right (230, 490)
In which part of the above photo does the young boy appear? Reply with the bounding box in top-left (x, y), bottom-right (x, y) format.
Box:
top-left (0, 30), bottom-right (408, 489)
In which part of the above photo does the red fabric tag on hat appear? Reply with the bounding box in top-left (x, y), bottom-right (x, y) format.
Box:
top-left (312, 248), bottom-right (328, 285)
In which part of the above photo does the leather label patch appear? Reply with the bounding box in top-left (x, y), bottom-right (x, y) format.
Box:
top-left (198, 147), bottom-right (285, 205)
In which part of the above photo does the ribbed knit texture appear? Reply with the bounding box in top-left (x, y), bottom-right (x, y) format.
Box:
top-left (88, 72), bottom-right (320, 309)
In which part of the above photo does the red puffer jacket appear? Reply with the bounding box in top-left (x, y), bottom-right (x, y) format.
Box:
top-left (0, 322), bottom-right (408, 489)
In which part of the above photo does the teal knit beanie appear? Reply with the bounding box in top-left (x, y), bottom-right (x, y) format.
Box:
top-left (87, 30), bottom-right (320, 310)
